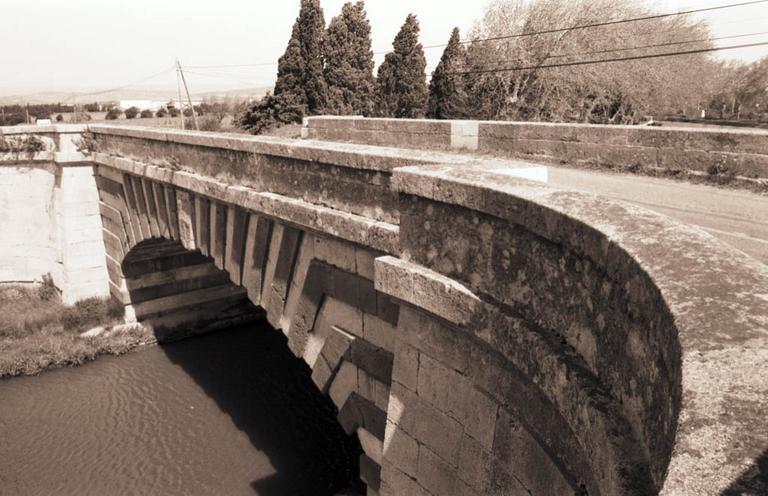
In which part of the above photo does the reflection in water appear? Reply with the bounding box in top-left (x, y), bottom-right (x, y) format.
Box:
top-left (0, 324), bottom-right (362, 496)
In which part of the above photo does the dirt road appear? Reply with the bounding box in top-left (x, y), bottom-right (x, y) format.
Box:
top-left (547, 167), bottom-right (768, 265)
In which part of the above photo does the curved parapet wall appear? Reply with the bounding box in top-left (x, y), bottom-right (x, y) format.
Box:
top-left (23, 123), bottom-right (768, 495)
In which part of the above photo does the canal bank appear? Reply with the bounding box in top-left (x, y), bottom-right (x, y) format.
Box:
top-left (0, 323), bottom-right (363, 496)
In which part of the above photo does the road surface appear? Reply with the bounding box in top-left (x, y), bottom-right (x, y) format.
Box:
top-left (547, 167), bottom-right (768, 265)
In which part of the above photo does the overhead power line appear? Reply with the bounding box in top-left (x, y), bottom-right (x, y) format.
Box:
top-left (182, 0), bottom-right (767, 70)
top-left (429, 0), bottom-right (768, 48)
top-left (65, 67), bottom-right (175, 100)
top-left (546, 30), bottom-right (768, 59)
top-left (447, 41), bottom-right (768, 76)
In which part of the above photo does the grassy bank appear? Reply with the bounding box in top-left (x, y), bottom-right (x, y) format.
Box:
top-left (0, 284), bottom-right (152, 378)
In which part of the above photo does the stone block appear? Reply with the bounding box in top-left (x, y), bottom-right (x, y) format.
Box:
top-left (396, 306), bottom-right (470, 374)
top-left (323, 297), bottom-right (363, 336)
top-left (392, 340), bottom-right (419, 392)
top-left (279, 234), bottom-right (315, 332)
top-left (364, 313), bottom-right (396, 353)
top-left (321, 325), bottom-right (356, 368)
top-left (417, 354), bottom-right (498, 450)
top-left (194, 196), bottom-right (210, 256)
top-left (140, 179), bottom-right (160, 238)
top-left (310, 353), bottom-right (334, 392)
top-left (329, 360), bottom-right (358, 410)
top-left (164, 186), bottom-right (179, 240)
top-left (355, 247), bottom-right (377, 280)
top-left (417, 445), bottom-right (458, 496)
top-left (210, 201), bottom-right (228, 270)
top-left (457, 433), bottom-right (491, 493)
top-left (491, 409), bottom-right (574, 496)
top-left (241, 214), bottom-right (272, 305)
top-left (360, 453), bottom-right (382, 492)
top-left (374, 379), bottom-right (390, 411)
top-left (348, 339), bottom-right (394, 385)
top-left (380, 460), bottom-right (430, 496)
top-left (175, 190), bottom-right (196, 250)
top-left (358, 427), bottom-right (384, 465)
top-left (358, 368), bottom-right (376, 402)
top-left (388, 382), bottom-right (463, 465)
top-left (383, 420), bottom-right (419, 477)
top-left (150, 182), bottom-right (169, 238)
top-left (314, 234), bottom-right (356, 273)
top-left (450, 120), bottom-right (479, 151)
top-left (338, 393), bottom-right (387, 440)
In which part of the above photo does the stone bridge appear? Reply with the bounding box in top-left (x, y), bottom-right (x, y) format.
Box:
top-left (1, 121), bottom-right (767, 495)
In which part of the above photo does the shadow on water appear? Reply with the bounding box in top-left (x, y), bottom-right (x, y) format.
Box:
top-left (721, 448), bottom-right (768, 496)
top-left (157, 323), bottom-right (363, 496)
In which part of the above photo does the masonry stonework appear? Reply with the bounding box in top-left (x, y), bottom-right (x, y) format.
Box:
top-left (3, 121), bottom-right (766, 495)
top-left (305, 116), bottom-right (768, 185)
top-left (0, 125), bottom-right (109, 303)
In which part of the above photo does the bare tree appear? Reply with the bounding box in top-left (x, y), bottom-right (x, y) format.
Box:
top-left (464, 0), bottom-right (719, 123)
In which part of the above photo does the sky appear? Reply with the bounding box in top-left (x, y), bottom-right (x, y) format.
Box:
top-left (0, 0), bottom-right (766, 96)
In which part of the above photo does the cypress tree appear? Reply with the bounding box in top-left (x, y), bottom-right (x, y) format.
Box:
top-left (240, 0), bottom-right (326, 133)
top-left (376, 14), bottom-right (428, 118)
top-left (324, 1), bottom-right (376, 115)
top-left (274, 23), bottom-right (307, 112)
top-left (274, 0), bottom-right (327, 114)
top-left (427, 27), bottom-right (468, 119)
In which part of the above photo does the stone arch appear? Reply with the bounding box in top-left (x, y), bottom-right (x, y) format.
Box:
top-left (95, 165), bottom-right (397, 492)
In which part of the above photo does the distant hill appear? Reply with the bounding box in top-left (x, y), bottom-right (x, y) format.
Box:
top-left (0, 86), bottom-right (271, 105)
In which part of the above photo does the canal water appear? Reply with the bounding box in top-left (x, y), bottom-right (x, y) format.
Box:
top-left (0, 325), bottom-right (361, 496)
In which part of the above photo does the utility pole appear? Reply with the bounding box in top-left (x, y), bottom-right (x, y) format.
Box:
top-left (25, 103), bottom-right (30, 124)
top-left (176, 61), bottom-right (186, 130)
top-left (176, 60), bottom-right (199, 131)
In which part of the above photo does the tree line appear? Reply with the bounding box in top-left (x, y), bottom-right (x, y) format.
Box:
top-left (239, 0), bottom-right (768, 134)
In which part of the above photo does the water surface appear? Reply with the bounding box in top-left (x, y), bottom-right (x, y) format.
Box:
top-left (0, 324), bottom-right (360, 495)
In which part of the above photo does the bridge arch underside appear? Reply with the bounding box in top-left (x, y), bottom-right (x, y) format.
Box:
top-left (88, 124), bottom-right (767, 496)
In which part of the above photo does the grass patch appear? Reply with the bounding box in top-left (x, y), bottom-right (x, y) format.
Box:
top-left (0, 284), bottom-right (151, 378)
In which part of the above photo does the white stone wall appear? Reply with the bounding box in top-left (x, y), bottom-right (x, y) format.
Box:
top-left (57, 164), bottom-right (110, 303)
top-left (0, 164), bottom-right (61, 284)
top-left (0, 126), bottom-right (110, 303)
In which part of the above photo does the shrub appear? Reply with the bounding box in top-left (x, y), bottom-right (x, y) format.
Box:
top-left (107, 298), bottom-right (125, 320)
top-left (156, 108), bottom-right (168, 118)
top-left (124, 106), bottom-right (139, 119)
top-left (139, 109), bottom-right (153, 118)
top-left (59, 297), bottom-right (123, 331)
top-left (183, 107), bottom-right (194, 117)
top-left (198, 115), bottom-right (222, 132)
top-left (105, 108), bottom-right (122, 120)
top-left (55, 114), bottom-right (64, 122)
top-left (238, 93), bottom-right (305, 135)
top-left (37, 273), bottom-right (59, 301)
top-left (168, 108), bottom-right (180, 117)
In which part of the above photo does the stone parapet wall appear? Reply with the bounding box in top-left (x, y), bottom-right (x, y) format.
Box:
top-left (7, 124), bottom-right (766, 495)
top-left (305, 116), bottom-right (768, 184)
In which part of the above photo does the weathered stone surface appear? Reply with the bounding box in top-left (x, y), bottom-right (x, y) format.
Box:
top-left (388, 382), bottom-right (463, 465)
top-left (306, 116), bottom-right (768, 183)
top-left (9, 122), bottom-right (765, 496)
top-left (382, 420), bottom-right (419, 477)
